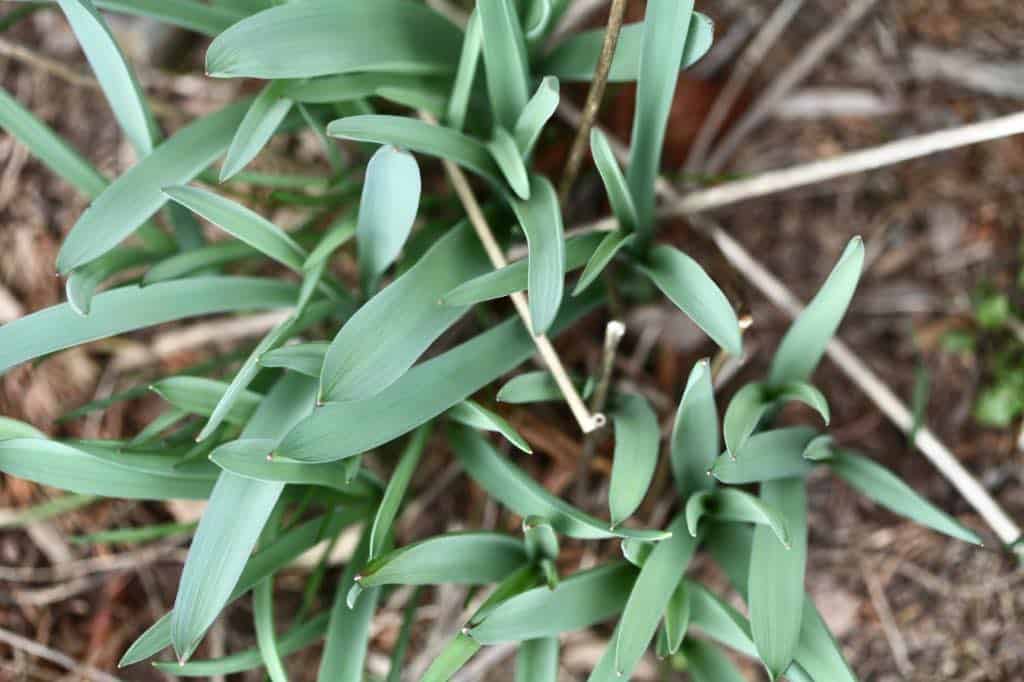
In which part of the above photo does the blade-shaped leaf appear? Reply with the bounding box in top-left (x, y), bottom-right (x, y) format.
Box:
top-left (749, 478), bottom-right (807, 679)
top-left (359, 532), bottom-right (526, 588)
top-left (0, 277), bottom-right (297, 374)
top-left (151, 377), bottom-right (261, 425)
top-left (170, 374), bottom-right (317, 662)
top-left (446, 8), bottom-right (482, 131)
top-left (282, 72), bottom-right (449, 107)
top-left (57, 0), bottom-right (157, 155)
top-left (369, 426), bottom-right (430, 560)
top-left (670, 359), bottom-right (718, 498)
top-left (443, 231), bottom-right (603, 307)
top-left (253, 575), bottom-right (287, 682)
top-left (450, 424), bottom-right (668, 541)
top-left (259, 342), bottom-right (328, 378)
top-left (510, 174), bottom-right (565, 334)
top-left (522, 516), bottom-right (559, 562)
top-left (590, 128), bottom-right (637, 233)
top-left (305, 215), bottom-right (355, 268)
top-left (776, 381), bottom-right (831, 425)
top-left (318, 528), bottom-right (378, 682)
top-left (164, 184), bottom-right (307, 271)
top-left (639, 245), bottom-right (741, 355)
top-left (144, 241), bottom-right (257, 283)
top-left (685, 489), bottom-right (790, 546)
top-left (614, 513), bottom-right (698, 677)
top-left (220, 82), bottom-right (293, 182)
top-left (540, 12), bottom-right (714, 82)
top-left (488, 126), bottom-right (531, 200)
top-left (477, 0), bottom-right (530, 128)
top-left (278, 288), bottom-right (602, 462)
top-left (515, 637), bottom-right (558, 682)
top-left (627, 0), bottom-right (694, 241)
top-left (421, 633), bottom-right (481, 682)
top-left (328, 115), bottom-right (505, 191)
top-left (77, 0), bottom-right (244, 36)
top-left (497, 369), bottom-right (594, 405)
top-left (769, 237), bottom-right (865, 386)
top-left (356, 145), bottom-right (422, 290)
top-left (827, 450), bottom-right (982, 545)
top-left (447, 400), bottom-right (532, 453)
top-left (608, 393), bottom-right (659, 526)
top-left (514, 76), bottom-right (559, 155)
top-left (573, 229), bottom-right (634, 296)
top-left (470, 562), bottom-right (637, 643)
top-left (688, 581), bottom-right (756, 657)
top-left (320, 221), bottom-right (489, 402)
top-left (663, 580), bottom-right (690, 655)
top-left (206, 0), bottom-right (462, 79)
top-left (56, 99), bottom-right (250, 273)
top-left (65, 247), bottom-right (154, 316)
top-left (684, 639), bottom-right (747, 682)
top-left (711, 427), bottom-right (818, 484)
top-left (722, 382), bottom-right (769, 459)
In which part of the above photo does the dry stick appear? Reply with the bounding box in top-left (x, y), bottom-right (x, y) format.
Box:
top-left (555, 100), bottom-right (1024, 548)
top-left (0, 625), bottom-right (123, 682)
top-left (703, 0), bottom-right (879, 175)
top-left (683, 0), bottom-right (806, 176)
top-left (558, 0), bottom-right (628, 204)
top-left (416, 112), bottom-right (604, 434)
top-left (575, 320), bottom-right (626, 497)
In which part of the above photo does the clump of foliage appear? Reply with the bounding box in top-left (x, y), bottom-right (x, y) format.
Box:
top-left (0, 1), bottom-right (982, 680)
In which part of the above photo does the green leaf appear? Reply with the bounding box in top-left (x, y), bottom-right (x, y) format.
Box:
top-left (514, 76), bottom-right (559, 155)
top-left (65, 247), bottom-right (154, 316)
top-left (121, 506), bottom-right (366, 666)
top-left (827, 450), bottom-right (982, 545)
top-left (318, 528), bottom-right (379, 682)
top-left (802, 434), bottom-right (835, 462)
top-left (573, 230), bottom-right (634, 296)
top-left (620, 537), bottom-right (653, 567)
top-left (685, 489), bottom-right (790, 547)
top-left (687, 581), bottom-right (756, 658)
top-left (72, 520), bottom-right (196, 545)
top-left (627, 0), bottom-right (694, 241)
top-left (515, 638), bottom-right (558, 682)
top-left (305, 215), bottom-right (356, 268)
top-left (722, 382), bottom-right (769, 459)
top-left (711, 427), bottom-right (818, 484)
top-left (79, 0), bottom-right (244, 36)
top-left (608, 393), bottom-right (659, 526)
top-left (144, 241), bottom-right (256, 283)
top-left (540, 12), bottom-right (714, 82)
top-left (385, 587), bottom-right (422, 682)
top-left (775, 381), bottom-right (831, 425)
top-left (768, 237), bottom-right (865, 386)
top-left (421, 633), bottom-right (481, 682)
top-left (447, 400), bottom-right (532, 453)
top-left (467, 564), bottom-right (541, 628)
top-left (206, 0), bottom-right (462, 79)
top-left (749, 478), bottom-right (807, 680)
top-left (151, 377), bottom-right (261, 425)
top-left (663, 581), bottom-right (690, 655)
top-left (369, 426), bottom-right (430, 560)
top-left (523, 516), bottom-right (559, 562)
top-left (522, 0), bottom-right (553, 40)
top-left (320, 221), bottom-right (489, 402)
top-left (220, 82), bottom-right (293, 182)
top-left (259, 342), bottom-right (328, 378)
top-left (57, 0), bottom-right (157, 155)
top-left (56, 99), bottom-right (251, 273)
top-left (358, 532), bottom-right (526, 587)
top-left (590, 128), bottom-right (638, 233)
top-left (510, 174), bottom-right (566, 334)
top-left (443, 231), bottom-right (603, 306)
top-left (279, 287), bottom-right (602, 462)
top-left (497, 369), bottom-right (594, 404)
top-left (356, 145), bottom-right (421, 291)
top-left (328, 114), bottom-right (505, 190)
top-left (639, 245), bottom-right (741, 355)
top-left (164, 185), bottom-right (307, 271)
top-left (129, 407), bottom-right (188, 446)
top-left (283, 72), bottom-right (450, 107)
top-left (670, 359), bottom-right (718, 498)
top-left (253, 576), bottom-right (287, 682)
top-left (683, 639), bottom-right (747, 682)
top-left (0, 417), bottom-right (46, 440)
top-left (170, 374), bottom-right (318, 662)
top-left (445, 9), bottom-right (482, 132)
top-left (0, 276), bottom-right (297, 374)
top-left (0, 438), bottom-right (213, 499)
top-left (615, 513), bottom-right (698, 677)
top-left (470, 562), bottom-right (637, 643)
top-left (488, 126), bottom-right (531, 200)
top-left (451, 424), bottom-right (668, 541)
top-left (477, 0), bottom-right (531, 129)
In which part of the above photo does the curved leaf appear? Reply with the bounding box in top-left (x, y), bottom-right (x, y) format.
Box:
top-left (79, 0), bottom-right (244, 36)
top-left (540, 12), bottom-right (714, 82)
top-left (369, 426), bottom-right (430, 560)
top-left (639, 245), bottom-right (742, 355)
top-left (573, 229), bottom-right (634, 296)
top-left (282, 72), bottom-right (450, 107)
top-left (144, 241), bottom-right (257, 283)
top-left (469, 562), bottom-right (637, 643)
top-left (477, 0), bottom-right (530, 128)
top-left (356, 145), bottom-right (422, 290)
top-left (488, 126), bottom-right (531, 200)
top-left (445, 9), bottom-right (482, 132)
top-left (510, 174), bottom-right (565, 334)
top-left (769, 237), bottom-right (865, 386)
top-left (65, 247), bottom-right (154, 316)
top-left (56, 99), bottom-right (250, 273)
top-left (515, 637), bottom-right (558, 682)
top-left (422, 633), bottom-right (481, 682)
top-left (318, 528), bottom-right (377, 682)
top-left (220, 82), bottom-right (293, 182)
top-left (253, 576), bottom-right (287, 682)
top-left (320, 221), bottom-right (489, 402)
top-left (663, 581), bottom-right (690, 655)
top-left (711, 427), bottom-right (818, 484)
top-left (447, 400), bottom-right (532, 453)
top-left (358, 532), bottom-right (526, 587)
top-left (0, 277), bottom-right (297, 374)
top-left (684, 639), bottom-right (747, 682)
top-left (670, 359), bottom-right (718, 498)
top-left (514, 76), bottom-right (559, 155)
top-left (206, 0), bottom-right (462, 79)
top-left (522, 516), bottom-right (559, 562)
top-left (450, 424), bottom-right (668, 541)
top-left (722, 382), bottom-right (769, 459)
top-left (151, 376), bottom-right (260, 425)
top-left (305, 215), bottom-right (356, 268)
top-left (259, 342), bottom-right (328, 378)
top-left (590, 128), bottom-right (637, 233)
top-left (608, 393), bottom-right (659, 526)
top-left (685, 489), bottom-right (790, 546)
top-left (775, 381), bottom-right (831, 425)
top-left (497, 369), bottom-right (594, 405)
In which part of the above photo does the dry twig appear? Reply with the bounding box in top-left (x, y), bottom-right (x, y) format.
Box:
top-left (0, 625), bottom-right (123, 682)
